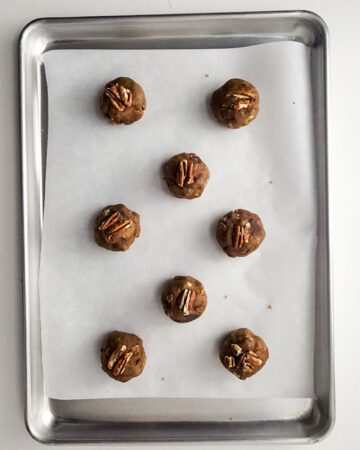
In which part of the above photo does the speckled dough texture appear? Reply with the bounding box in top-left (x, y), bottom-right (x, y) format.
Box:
top-left (161, 276), bottom-right (207, 323)
top-left (211, 78), bottom-right (259, 129)
top-left (216, 209), bottom-right (265, 257)
top-left (163, 152), bottom-right (210, 199)
top-left (101, 331), bottom-right (146, 382)
top-left (219, 328), bottom-right (269, 380)
top-left (100, 77), bottom-right (146, 125)
top-left (94, 204), bottom-right (140, 251)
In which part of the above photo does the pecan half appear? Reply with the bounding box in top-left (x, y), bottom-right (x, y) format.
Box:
top-left (98, 212), bottom-right (132, 242)
top-left (237, 351), bottom-right (263, 375)
top-left (176, 159), bottom-right (195, 187)
top-left (105, 83), bottom-right (133, 112)
top-left (232, 222), bottom-right (252, 248)
top-left (105, 221), bottom-right (132, 242)
top-left (229, 93), bottom-right (253, 110)
top-left (246, 350), bottom-right (263, 367)
top-left (224, 355), bottom-right (235, 368)
top-left (177, 288), bottom-right (196, 315)
top-left (231, 343), bottom-right (242, 356)
top-left (98, 211), bottom-right (120, 231)
top-left (113, 351), bottom-right (132, 376)
top-left (108, 344), bottom-right (140, 377)
top-left (107, 344), bottom-right (127, 370)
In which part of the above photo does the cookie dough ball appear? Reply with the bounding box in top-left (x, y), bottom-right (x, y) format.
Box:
top-left (219, 328), bottom-right (269, 380)
top-left (163, 152), bottom-right (210, 199)
top-left (161, 276), bottom-right (207, 323)
top-left (100, 77), bottom-right (146, 125)
top-left (216, 209), bottom-right (265, 257)
top-left (94, 204), bottom-right (140, 252)
top-left (101, 331), bottom-right (146, 382)
top-left (211, 79), bottom-right (259, 128)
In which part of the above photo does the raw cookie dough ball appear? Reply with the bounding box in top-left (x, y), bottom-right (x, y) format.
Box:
top-left (216, 209), bottom-right (265, 257)
top-left (101, 331), bottom-right (146, 382)
top-left (211, 78), bottom-right (259, 128)
top-left (94, 204), bottom-right (140, 252)
top-left (100, 77), bottom-right (146, 125)
top-left (161, 276), bottom-right (207, 323)
top-left (219, 328), bottom-right (269, 380)
top-left (163, 152), bottom-right (210, 199)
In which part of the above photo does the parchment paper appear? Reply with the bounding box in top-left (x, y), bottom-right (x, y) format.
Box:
top-left (40, 42), bottom-right (316, 400)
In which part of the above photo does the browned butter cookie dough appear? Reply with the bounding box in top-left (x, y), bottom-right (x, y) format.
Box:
top-left (219, 328), bottom-right (269, 380)
top-left (216, 209), bottom-right (265, 257)
top-left (100, 77), bottom-right (146, 125)
top-left (161, 276), bottom-right (207, 323)
top-left (101, 331), bottom-right (146, 382)
top-left (94, 204), bottom-right (140, 252)
top-left (163, 152), bottom-right (210, 199)
top-left (211, 79), bottom-right (259, 128)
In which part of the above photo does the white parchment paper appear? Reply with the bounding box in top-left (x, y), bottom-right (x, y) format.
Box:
top-left (40, 43), bottom-right (316, 400)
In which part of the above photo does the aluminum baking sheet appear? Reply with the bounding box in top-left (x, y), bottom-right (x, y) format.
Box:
top-left (20, 12), bottom-right (334, 444)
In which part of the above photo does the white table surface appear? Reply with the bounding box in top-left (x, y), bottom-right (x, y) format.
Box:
top-left (1, 0), bottom-right (359, 448)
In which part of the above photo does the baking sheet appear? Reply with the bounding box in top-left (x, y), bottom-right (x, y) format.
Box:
top-left (40, 42), bottom-right (316, 400)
